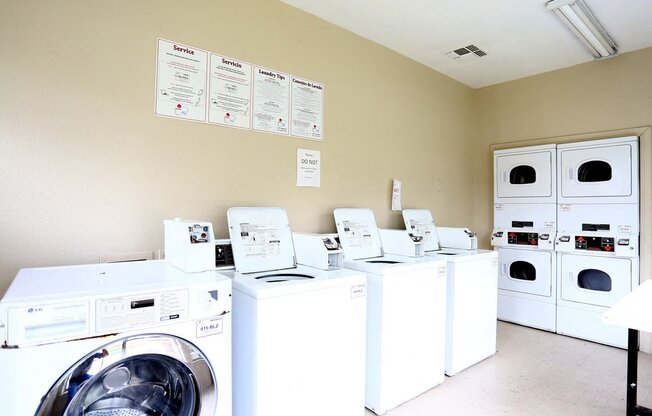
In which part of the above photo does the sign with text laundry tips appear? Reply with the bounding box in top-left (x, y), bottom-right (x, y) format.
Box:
top-left (297, 149), bottom-right (321, 187)
top-left (155, 38), bottom-right (324, 141)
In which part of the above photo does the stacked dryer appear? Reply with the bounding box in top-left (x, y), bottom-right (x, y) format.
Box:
top-left (492, 144), bottom-right (557, 331)
top-left (555, 136), bottom-right (639, 348)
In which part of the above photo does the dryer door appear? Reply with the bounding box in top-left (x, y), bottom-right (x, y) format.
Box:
top-left (559, 254), bottom-right (633, 307)
top-left (558, 141), bottom-right (637, 201)
top-left (36, 334), bottom-right (217, 416)
top-left (497, 248), bottom-right (552, 297)
top-left (494, 149), bottom-right (554, 202)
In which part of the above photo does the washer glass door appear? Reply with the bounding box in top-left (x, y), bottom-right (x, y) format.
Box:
top-left (36, 334), bottom-right (216, 416)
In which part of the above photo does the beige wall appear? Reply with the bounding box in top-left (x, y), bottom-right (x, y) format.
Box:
top-left (0, 0), bottom-right (476, 295)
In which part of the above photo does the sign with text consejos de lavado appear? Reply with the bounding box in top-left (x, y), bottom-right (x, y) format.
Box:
top-left (155, 38), bottom-right (324, 141)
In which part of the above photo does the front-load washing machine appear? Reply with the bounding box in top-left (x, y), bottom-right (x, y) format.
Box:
top-left (557, 136), bottom-right (639, 204)
top-left (333, 208), bottom-right (447, 415)
top-left (492, 203), bottom-right (557, 331)
top-left (226, 207), bottom-right (367, 416)
top-left (494, 144), bottom-right (557, 204)
top-left (555, 209), bottom-right (639, 347)
top-left (401, 208), bottom-right (498, 376)
top-left (0, 260), bottom-right (231, 416)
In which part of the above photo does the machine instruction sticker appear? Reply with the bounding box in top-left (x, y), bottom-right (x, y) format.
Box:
top-left (197, 317), bottom-right (223, 338)
top-left (340, 221), bottom-right (374, 248)
top-left (407, 219), bottom-right (434, 242)
top-left (239, 222), bottom-right (282, 258)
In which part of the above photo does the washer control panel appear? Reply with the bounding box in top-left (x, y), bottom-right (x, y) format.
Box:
top-left (96, 289), bottom-right (189, 332)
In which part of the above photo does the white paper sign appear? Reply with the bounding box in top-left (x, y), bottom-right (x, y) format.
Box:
top-left (155, 39), bottom-right (208, 122)
top-left (252, 66), bottom-right (290, 135)
top-left (297, 149), bottom-right (321, 187)
top-left (290, 76), bottom-right (324, 140)
top-left (391, 179), bottom-right (402, 211)
top-left (208, 54), bottom-right (252, 129)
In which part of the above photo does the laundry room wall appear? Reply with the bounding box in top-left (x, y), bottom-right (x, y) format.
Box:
top-left (474, 47), bottom-right (652, 351)
top-left (0, 0), bottom-right (476, 295)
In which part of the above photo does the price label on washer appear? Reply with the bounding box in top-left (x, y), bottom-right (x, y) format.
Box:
top-left (197, 316), bottom-right (223, 338)
top-left (351, 284), bottom-right (366, 298)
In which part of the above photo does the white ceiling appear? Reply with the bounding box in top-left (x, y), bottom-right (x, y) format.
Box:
top-left (280, 0), bottom-right (652, 88)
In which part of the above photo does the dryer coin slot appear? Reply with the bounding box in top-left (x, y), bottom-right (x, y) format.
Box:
top-left (130, 299), bottom-right (155, 309)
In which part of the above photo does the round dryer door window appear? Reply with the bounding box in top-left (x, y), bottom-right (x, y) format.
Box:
top-left (36, 334), bottom-right (217, 416)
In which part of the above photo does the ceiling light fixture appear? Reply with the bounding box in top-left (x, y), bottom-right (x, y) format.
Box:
top-left (546, 0), bottom-right (618, 59)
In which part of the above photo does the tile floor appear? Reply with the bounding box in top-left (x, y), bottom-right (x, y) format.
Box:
top-left (368, 321), bottom-right (652, 416)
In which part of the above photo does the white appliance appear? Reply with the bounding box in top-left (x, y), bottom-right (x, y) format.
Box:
top-left (494, 144), bottom-right (556, 204)
top-left (0, 260), bottom-right (231, 416)
top-left (491, 203), bottom-right (557, 331)
top-left (226, 207), bottom-right (367, 416)
top-left (333, 208), bottom-right (447, 415)
top-left (557, 136), bottom-right (639, 204)
top-left (165, 218), bottom-right (217, 272)
top-left (555, 204), bottom-right (639, 347)
top-left (401, 208), bottom-right (498, 376)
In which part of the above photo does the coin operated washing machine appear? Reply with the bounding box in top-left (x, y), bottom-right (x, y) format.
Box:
top-left (401, 208), bottom-right (498, 376)
top-left (0, 260), bottom-right (232, 416)
top-left (226, 207), bottom-right (368, 416)
top-left (333, 208), bottom-right (447, 415)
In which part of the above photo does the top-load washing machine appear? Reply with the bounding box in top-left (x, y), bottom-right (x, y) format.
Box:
top-left (225, 207), bottom-right (368, 416)
top-left (557, 136), bottom-right (639, 204)
top-left (401, 208), bottom-right (498, 376)
top-left (0, 260), bottom-right (232, 416)
top-left (494, 144), bottom-right (557, 204)
top-left (333, 208), bottom-right (447, 415)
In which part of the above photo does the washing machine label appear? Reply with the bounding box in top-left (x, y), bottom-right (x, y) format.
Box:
top-left (351, 284), bottom-right (366, 298)
top-left (407, 220), bottom-right (434, 242)
top-left (238, 222), bottom-right (282, 258)
top-left (197, 317), bottom-right (223, 337)
top-left (437, 265), bottom-right (447, 277)
top-left (494, 204), bottom-right (503, 211)
top-left (544, 221), bottom-right (556, 229)
top-left (618, 225), bottom-right (632, 233)
top-left (560, 204), bottom-right (572, 212)
top-left (341, 221), bottom-right (374, 248)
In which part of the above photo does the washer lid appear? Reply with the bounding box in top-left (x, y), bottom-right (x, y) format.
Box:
top-left (401, 209), bottom-right (440, 252)
top-left (333, 208), bottom-right (383, 260)
top-left (227, 207), bottom-right (296, 273)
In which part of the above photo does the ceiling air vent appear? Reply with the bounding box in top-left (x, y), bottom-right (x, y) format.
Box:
top-left (445, 44), bottom-right (488, 60)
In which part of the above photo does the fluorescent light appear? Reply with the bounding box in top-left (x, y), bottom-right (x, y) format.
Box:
top-left (546, 0), bottom-right (618, 59)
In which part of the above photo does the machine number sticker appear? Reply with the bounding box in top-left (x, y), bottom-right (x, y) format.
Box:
top-left (544, 221), bottom-right (556, 229)
top-left (351, 284), bottom-right (367, 298)
top-left (494, 204), bottom-right (503, 211)
top-left (197, 317), bottom-right (223, 337)
top-left (437, 265), bottom-right (447, 277)
top-left (618, 225), bottom-right (632, 233)
top-left (559, 204), bottom-right (572, 212)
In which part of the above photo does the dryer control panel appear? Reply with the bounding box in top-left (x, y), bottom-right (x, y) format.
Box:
top-left (491, 229), bottom-right (554, 250)
top-left (556, 232), bottom-right (638, 257)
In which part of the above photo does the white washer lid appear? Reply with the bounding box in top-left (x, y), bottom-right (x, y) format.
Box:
top-left (227, 207), bottom-right (296, 273)
top-left (401, 209), bottom-right (441, 251)
top-left (333, 208), bottom-right (383, 260)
